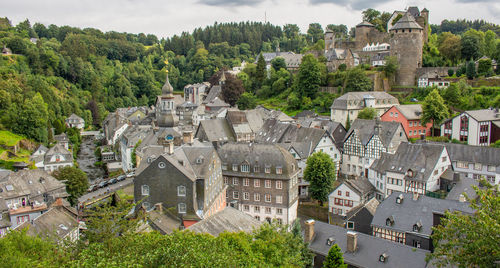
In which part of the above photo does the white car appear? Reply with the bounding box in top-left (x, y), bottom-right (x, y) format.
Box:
top-left (126, 172), bottom-right (135, 178)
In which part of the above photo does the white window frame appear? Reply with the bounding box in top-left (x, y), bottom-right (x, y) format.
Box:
top-left (265, 194), bottom-right (271, 203)
top-left (276, 180), bottom-right (282, 189)
top-left (265, 180), bottom-right (271, 188)
top-left (233, 191), bottom-right (239, 199)
top-left (243, 192), bottom-right (249, 200)
top-left (276, 195), bottom-right (282, 204)
top-left (141, 185), bottom-right (149, 196)
top-left (177, 185), bottom-right (186, 196)
top-left (254, 193), bottom-right (260, 201)
top-left (254, 179), bottom-right (260, 188)
top-left (178, 203), bottom-right (186, 213)
top-left (243, 178), bottom-right (250, 186)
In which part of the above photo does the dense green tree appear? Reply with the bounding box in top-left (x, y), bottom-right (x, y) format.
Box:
top-left (438, 33), bottom-right (461, 64)
top-left (271, 57), bottom-right (286, 71)
top-left (53, 166), bottom-right (89, 205)
top-left (323, 244), bottom-right (347, 268)
top-left (326, 24), bottom-right (348, 38)
top-left (307, 23), bottom-right (324, 44)
top-left (381, 56), bottom-right (399, 80)
top-left (461, 34), bottom-right (481, 60)
top-left (236, 92), bottom-right (257, 110)
top-left (421, 89), bottom-right (449, 137)
top-left (428, 186), bottom-right (499, 267)
top-left (304, 152), bottom-right (336, 206)
top-left (466, 60), bottom-right (476, 79)
top-left (255, 53), bottom-right (267, 89)
top-left (344, 67), bottom-right (372, 92)
top-left (7, 93), bottom-right (49, 143)
top-left (357, 107), bottom-right (377, 120)
top-left (477, 58), bottom-right (493, 76)
top-left (296, 54), bottom-right (321, 98)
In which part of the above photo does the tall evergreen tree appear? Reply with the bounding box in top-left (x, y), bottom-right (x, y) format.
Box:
top-left (323, 244), bottom-right (347, 268)
top-left (296, 54), bottom-right (321, 99)
top-left (255, 53), bottom-right (267, 90)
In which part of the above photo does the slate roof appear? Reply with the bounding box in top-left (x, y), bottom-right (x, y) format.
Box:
top-left (54, 133), bottom-right (69, 143)
top-left (342, 176), bottom-right (376, 197)
top-left (392, 104), bottom-right (423, 120)
top-left (254, 105), bottom-right (293, 122)
top-left (148, 210), bottom-right (180, 234)
top-left (0, 169), bottom-right (67, 202)
top-left (370, 142), bottom-right (445, 183)
top-left (122, 125), bottom-right (151, 147)
top-left (330, 91), bottom-right (399, 110)
top-left (464, 109), bottom-right (500, 122)
top-left (308, 119), bottom-right (346, 147)
top-left (197, 118), bottom-right (235, 142)
top-left (44, 144), bottom-right (73, 164)
top-left (356, 21), bottom-right (374, 27)
top-left (188, 207), bottom-right (262, 236)
top-left (325, 48), bottom-right (350, 61)
top-left (345, 197), bottom-right (379, 221)
top-left (391, 12), bottom-right (423, 30)
top-left (308, 221), bottom-right (430, 268)
top-left (407, 6), bottom-right (420, 18)
top-left (345, 119), bottom-right (403, 147)
top-left (443, 142), bottom-right (500, 167)
top-left (103, 112), bottom-right (129, 142)
top-left (66, 113), bottom-right (84, 123)
top-left (371, 192), bottom-right (473, 237)
top-left (203, 85), bottom-right (222, 104)
top-left (16, 207), bottom-right (78, 242)
top-left (446, 177), bottom-right (479, 202)
top-left (218, 143), bottom-right (298, 179)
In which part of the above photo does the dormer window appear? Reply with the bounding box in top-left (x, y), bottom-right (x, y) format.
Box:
top-left (379, 253), bottom-right (388, 262)
top-left (326, 237), bottom-right (335, 246)
top-left (241, 164), bottom-right (250, 173)
top-left (265, 165), bottom-right (271, 174)
top-left (276, 166), bottom-right (282, 174)
top-left (413, 221), bottom-right (422, 232)
top-left (407, 169), bottom-right (414, 177)
top-left (396, 194), bottom-right (404, 204)
top-left (254, 165), bottom-right (260, 173)
top-left (386, 216), bottom-right (394, 226)
top-left (232, 164), bottom-right (238, 171)
top-left (222, 163), bottom-right (227, 170)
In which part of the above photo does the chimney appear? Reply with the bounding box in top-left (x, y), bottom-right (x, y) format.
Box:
top-left (412, 192), bottom-right (420, 201)
top-left (459, 193), bottom-right (466, 203)
top-left (183, 131), bottom-right (194, 144)
top-left (346, 231), bottom-right (358, 253)
top-left (154, 203), bottom-right (163, 213)
top-left (54, 197), bottom-right (63, 207)
top-left (304, 219), bottom-right (315, 243)
top-left (164, 141), bottom-right (174, 155)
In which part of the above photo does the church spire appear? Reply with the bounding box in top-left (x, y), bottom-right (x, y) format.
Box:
top-left (162, 59), bottom-right (174, 97)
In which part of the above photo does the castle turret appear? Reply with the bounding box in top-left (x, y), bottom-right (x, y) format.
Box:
top-left (156, 63), bottom-right (178, 128)
top-left (355, 21), bottom-right (375, 50)
top-left (419, 8), bottom-right (429, 43)
top-left (389, 12), bottom-right (423, 86)
top-left (325, 29), bottom-right (335, 51)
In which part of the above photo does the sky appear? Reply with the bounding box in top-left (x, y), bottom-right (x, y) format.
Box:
top-left (2, 0), bottom-right (499, 39)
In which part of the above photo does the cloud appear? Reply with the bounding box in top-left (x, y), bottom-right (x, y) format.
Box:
top-left (198, 0), bottom-right (265, 7)
top-left (308, 0), bottom-right (393, 10)
top-left (453, 0), bottom-right (498, 2)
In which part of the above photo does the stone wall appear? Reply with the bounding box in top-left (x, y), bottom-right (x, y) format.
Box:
top-left (390, 29), bottom-right (423, 86)
top-left (416, 67), bottom-right (457, 78)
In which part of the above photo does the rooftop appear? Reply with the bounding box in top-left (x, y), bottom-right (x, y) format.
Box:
top-left (188, 207), bottom-right (262, 236)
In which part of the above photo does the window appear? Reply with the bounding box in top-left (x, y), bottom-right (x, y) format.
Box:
top-left (265, 194), bottom-right (271, 202)
top-left (338, 190), bottom-right (342, 196)
top-left (265, 207), bottom-right (271, 214)
top-left (265, 166), bottom-right (271, 173)
top-left (347, 221), bottom-right (354, 229)
top-left (233, 178), bottom-right (239, 185)
top-left (177, 186), bottom-right (186, 196)
top-left (158, 162), bottom-right (166, 168)
top-left (222, 163), bottom-right (227, 170)
top-left (276, 180), bottom-right (282, 189)
top-left (255, 216), bottom-right (260, 221)
top-left (232, 164), bottom-right (238, 171)
top-left (233, 191), bottom-right (239, 199)
top-left (346, 191), bottom-right (350, 197)
top-left (409, 121), bottom-right (413, 127)
top-left (265, 180), bottom-right (271, 188)
top-left (442, 156), bottom-right (447, 162)
top-left (241, 164), bottom-right (250, 172)
top-left (276, 218), bottom-right (283, 225)
top-left (457, 162), bottom-right (469, 169)
top-left (254, 206), bottom-right (260, 213)
top-left (276, 195), bottom-right (282, 204)
top-left (254, 179), bottom-right (260, 187)
top-left (488, 165), bottom-right (495, 172)
top-left (474, 163), bottom-right (482, 170)
top-left (243, 192), bottom-right (249, 200)
top-left (254, 193), bottom-right (260, 201)
top-left (413, 240), bottom-right (421, 248)
top-left (390, 112), bottom-right (393, 117)
top-left (141, 185), bottom-right (150, 196)
top-left (277, 208), bottom-right (283, 215)
top-left (276, 167), bottom-right (282, 174)
top-left (395, 112), bottom-right (398, 117)
top-left (178, 203), bottom-right (186, 213)
top-left (243, 205), bottom-right (250, 211)
top-left (254, 165), bottom-right (260, 173)
top-left (243, 178), bottom-right (250, 186)
top-left (224, 177), bottom-right (228, 184)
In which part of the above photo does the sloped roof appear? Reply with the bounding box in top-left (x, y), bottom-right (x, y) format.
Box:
top-left (331, 91), bottom-right (399, 110)
top-left (198, 118), bottom-right (235, 142)
top-left (0, 169), bottom-right (67, 201)
top-left (16, 207), bottom-right (78, 241)
top-left (465, 109), bottom-right (500, 122)
top-left (309, 221), bottom-right (429, 268)
top-left (444, 142), bottom-right (500, 166)
top-left (446, 176), bottom-right (479, 201)
top-left (66, 113), bottom-right (84, 122)
top-left (345, 197), bottom-right (380, 221)
top-left (189, 207), bottom-right (262, 236)
top-left (391, 12), bottom-right (423, 30)
top-left (45, 144), bottom-right (72, 162)
top-left (392, 104), bottom-right (423, 120)
top-left (344, 119), bottom-right (403, 147)
top-left (343, 177), bottom-right (376, 197)
top-left (371, 192), bottom-right (473, 237)
top-left (356, 21), bottom-right (374, 27)
top-left (203, 85), bottom-right (222, 104)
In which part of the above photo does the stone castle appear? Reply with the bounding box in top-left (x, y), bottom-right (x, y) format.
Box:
top-left (325, 7), bottom-right (429, 86)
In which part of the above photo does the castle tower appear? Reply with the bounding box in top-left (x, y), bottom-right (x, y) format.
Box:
top-left (389, 12), bottom-right (423, 86)
top-left (155, 61), bottom-right (178, 128)
top-left (418, 8), bottom-right (429, 44)
top-left (325, 29), bottom-right (335, 51)
top-left (355, 21), bottom-right (375, 50)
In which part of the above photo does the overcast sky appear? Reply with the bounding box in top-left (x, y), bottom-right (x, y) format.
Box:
top-left (2, 0), bottom-right (499, 39)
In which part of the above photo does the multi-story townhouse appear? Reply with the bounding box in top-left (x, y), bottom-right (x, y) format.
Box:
top-left (341, 119), bottom-right (407, 180)
top-left (65, 113), bottom-right (85, 130)
top-left (370, 142), bottom-right (451, 199)
top-left (328, 177), bottom-right (375, 216)
top-left (120, 125), bottom-right (151, 172)
top-left (330, 91), bottom-right (399, 125)
top-left (380, 104), bottom-right (432, 139)
top-left (218, 143), bottom-right (299, 225)
top-left (371, 192), bottom-right (472, 250)
top-left (184, 83), bottom-right (209, 105)
top-left (134, 142), bottom-right (226, 227)
top-left (43, 144), bottom-right (74, 172)
top-left (440, 108), bottom-right (500, 146)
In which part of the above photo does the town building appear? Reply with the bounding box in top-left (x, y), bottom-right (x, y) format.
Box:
top-left (440, 108), bottom-right (500, 146)
top-left (218, 143), bottom-right (299, 225)
top-left (369, 142), bottom-right (451, 198)
top-left (417, 73), bottom-right (450, 88)
top-left (176, 101), bottom-right (198, 126)
top-left (371, 192), bottom-right (472, 250)
top-left (184, 83), bottom-right (209, 105)
top-left (54, 133), bottom-right (69, 150)
top-left (306, 220), bottom-right (430, 268)
top-left (43, 144), bottom-right (74, 172)
top-left (330, 197), bottom-right (380, 235)
top-left (329, 177), bottom-right (375, 217)
top-left (30, 145), bottom-right (48, 168)
top-left (260, 46), bottom-right (303, 71)
top-left (380, 104), bottom-right (432, 139)
top-left (103, 112), bottom-right (129, 146)
top-left (65, 113), bottom-right (85, 130)
top-left (120, 125), bottom-right (151, 172)
top-left (134, 142), bottom-right (226, 227)
top-left (330, 92), bottom-right (399, 125)
top-left (156, 73), bottom-right (178, 128)
top-left (188, 207), bottom-right (262, 236)
top-left (341, 119), bottom-right (407, 179)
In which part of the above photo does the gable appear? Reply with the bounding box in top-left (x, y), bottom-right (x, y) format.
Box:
top-left (136, 155), bottom-right (194, 187)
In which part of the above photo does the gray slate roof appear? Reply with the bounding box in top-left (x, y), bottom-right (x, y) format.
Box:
top-left (44, 144), bottom-right (73, 164)
top-left (393, 104), bottom-right (423, 120)
top-left (331, 91), bottom-right (399, 110)
top-left (188, 207), bottom-right (262, 236)
top-left (197, 118), bottom-right (235, 142)
top-left (16, 207), bottom-right (78, 241)
top-left (391, 12), bottom-right (423, 30)
top-left (371, 192), bottom-right (473, 237)
top-left (0, 169), bottom-right (67, 202)
top-left (370, 142), bottom-right (445, 183)
top-left (54, 133), bottom-right (69, 143)
top-left (446, 177), bottom-right (479, 202)
top-left (444, 142), bottom-right (500, 167)
top-left (465, 109), bottom-right (500, 122)
top-left (356, 21), bottom-right (374, 27)
top-left (345, 119), bottom-right (403, 147)
top-left (309, 221), bottom-right (430, 268)
top-left (343, 176), bottom-right (376, 197)
top-left (346, 197), bottom-right (379, 220)
top-left (203, 85), bottom-right (222, 104)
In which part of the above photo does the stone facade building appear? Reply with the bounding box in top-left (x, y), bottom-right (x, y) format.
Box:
top-left (218, 143), bottom-right (300, 225)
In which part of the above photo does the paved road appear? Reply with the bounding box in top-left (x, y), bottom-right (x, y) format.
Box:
top-left (78, 177), bottom-right (134, 204)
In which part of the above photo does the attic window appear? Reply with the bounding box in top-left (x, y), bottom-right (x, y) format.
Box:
top-left (241, 164), bottom-right (250, 173)
top-left (254, 165), bottom-right (260, 173)
top-left (5, 185), bottom-right (13, 191)
top-left (39, 178), bottom-right (45, 183)
top-left (407, 170), bottom-right (414, 177)
top-left (196, 157), bottom-right (203, 164)
top-left (326, 237), bottom-right (335, 246)
top-left (379, 253), bottom-right (388, 262)
top-left (158, 162), bottom-right (166, 169)
top-left (413, 221), bottom-right (422, 232)
top-left (386, 216), bottom-right (394, 226)
top-left (396, 194), bottom-right (404, 204)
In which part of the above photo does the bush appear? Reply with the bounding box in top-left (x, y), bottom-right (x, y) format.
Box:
top-left (448, 69), bottom-right (454, 76)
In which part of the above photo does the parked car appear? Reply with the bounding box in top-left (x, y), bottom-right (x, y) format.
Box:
top-left (108, 178), bottom-right (118, 184)
top-left (87, 185), bottom-right (97, 192)
top-left (410, 98), bottom-right (419, 102)
top-left (126, 172), bottom-right (135, 178)
top-left (98, 181), bottom-right (108, 188)
top-left (117, 175), bottom-right (126, 181)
